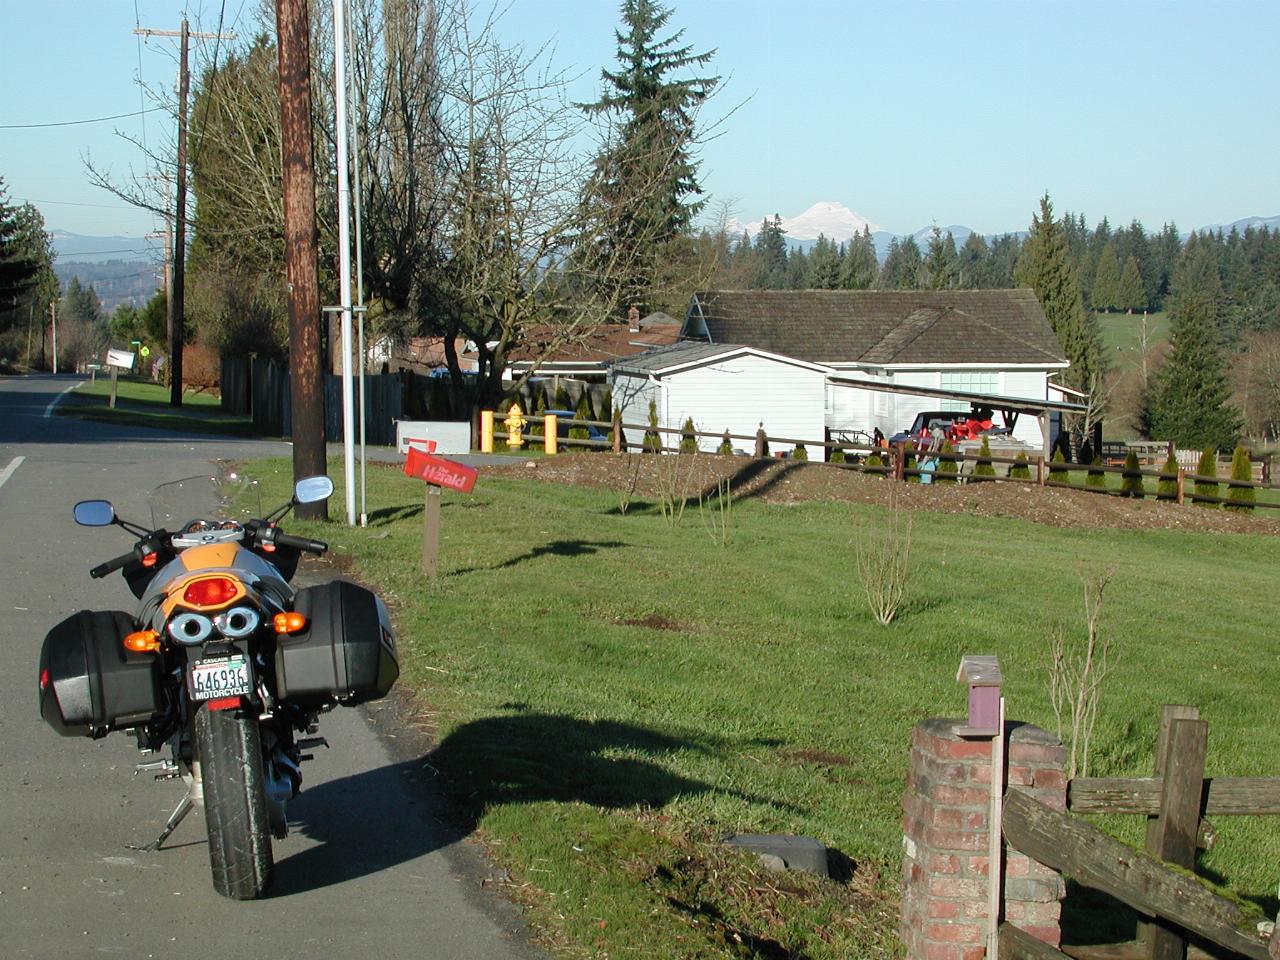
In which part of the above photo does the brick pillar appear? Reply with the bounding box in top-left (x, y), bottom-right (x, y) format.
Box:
top-left (901, 718), bottom-right (1066, 959)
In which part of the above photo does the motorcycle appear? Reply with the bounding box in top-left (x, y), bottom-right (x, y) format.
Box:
top-left (37, 472), bottom-right (398, 900)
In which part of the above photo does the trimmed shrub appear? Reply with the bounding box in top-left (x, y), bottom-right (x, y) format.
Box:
top-left (1156, 451), bottom-right (1178, 501)
top-left (1226, 445), bottom-right (1256, 511)
top-left (553, 383), bottom-right (570, 411)
top-left (830, 447), bottom-right (847, 464)
top-left (1194, 448), bottom-right (1218, 507)
top-left (974, 436), bottom-right (996, 479)
top-left (643, 399), bottom-right (661, 452)
top-left (1048, 448), bottom-right (1068, 483)
top-left (904, 441), bottom-right (920, 483)
top-left (1120, 450), bottom-right (1145, 499)
top-left (792, 443), bottom-right (808, 461)
top-left (1086, 457), bottom-right (1107, 489)
top-left (570, 392), bottom-right (591, 442)
top-left (680, 417), bottom-right (698, 454)
top-left (865, 453), bottom-right (883, 472)
top-left (717, 430), bottom-right (733, 455)
top-left (935, 440), bottom-right (958, 483)
top-left (1009, 451), bottom-right (1031, 480)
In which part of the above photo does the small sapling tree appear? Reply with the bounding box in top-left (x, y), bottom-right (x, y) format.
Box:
top-left (1049, 448), bottom-right (1068, 483)
top-left (1009, 451), bottom-right (1031, 480)
top-left (855, 491), bottom-right (913, 626)
top-left (680, 416), bottom-right (698, 453)
top-left (792, 443), bottom-right (808, 461)
top-left (717, 429), bottom-right (732, 455)
top-left (1048, 568), bottom-right (1118, 779)
top-left (935, 440), bottom-right (958, 483)
top-left (1086, 457), bottom-right (1106, 490)
top-left (974, 436), bottom-right (996, 479)
top-left (643, 399), bottom-right (661, 452)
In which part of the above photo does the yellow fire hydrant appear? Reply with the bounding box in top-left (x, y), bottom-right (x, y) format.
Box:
top-left (504, 402), bottom-right (527, 449)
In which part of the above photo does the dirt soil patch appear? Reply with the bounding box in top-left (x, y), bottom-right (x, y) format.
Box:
top-left (488, 453), bottom-right (1280, 535)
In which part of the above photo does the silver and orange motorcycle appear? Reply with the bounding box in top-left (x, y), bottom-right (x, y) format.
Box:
top-left (38, 473), bottom-right (397, 899)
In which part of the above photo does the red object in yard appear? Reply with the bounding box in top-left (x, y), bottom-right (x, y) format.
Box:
top-left (403, 447), bottom-right (478, 493)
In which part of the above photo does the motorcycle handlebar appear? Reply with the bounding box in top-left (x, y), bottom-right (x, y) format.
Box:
top-left (90, 549), bottom-right (137, 579)
top-left (272, 532), bottom-right (328, 555)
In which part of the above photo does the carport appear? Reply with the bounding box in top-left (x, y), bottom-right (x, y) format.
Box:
top-left (825, 374), bottom-right (1092, 459)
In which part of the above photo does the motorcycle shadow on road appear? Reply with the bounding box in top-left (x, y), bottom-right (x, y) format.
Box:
top-left (268, 711), bottom-right (787, 896)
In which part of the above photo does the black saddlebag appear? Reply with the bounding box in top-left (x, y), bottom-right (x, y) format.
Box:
top-left (275, 580), bottom-right (398, 706)
top-left (39, 610), bottom-right (162, 737)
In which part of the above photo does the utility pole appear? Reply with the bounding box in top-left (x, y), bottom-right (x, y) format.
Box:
top-left (134, 21), bottom-right (233, 407)
top-left (50, 300), bottom-right (58, 374)
top-left (275, 0), bottom-right (327, 521)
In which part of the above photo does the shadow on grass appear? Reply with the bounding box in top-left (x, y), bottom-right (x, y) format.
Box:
top-left (449, 539), bottom-right (627, 576)
top-left (366, 499), bottom-right (494, 526)
top-left (429, 711), bottom-right (799, 833)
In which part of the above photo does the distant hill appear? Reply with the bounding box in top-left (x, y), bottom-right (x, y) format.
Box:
top-left (49, 230), bottom-right (160, 263)
top-left (53, 260), bottom-right (160, 314)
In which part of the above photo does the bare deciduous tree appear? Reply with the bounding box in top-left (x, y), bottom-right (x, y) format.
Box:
top-left (1048, 568), bottom-right (1118, 779)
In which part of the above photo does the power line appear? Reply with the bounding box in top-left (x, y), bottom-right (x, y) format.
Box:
top-left (13, 197), bottom-right (136, 210)
top-left (0, 107), bottom-right (164, 130)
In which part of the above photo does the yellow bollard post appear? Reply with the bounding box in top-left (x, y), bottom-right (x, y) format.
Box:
top-left (545, 415), bottom-right (558, 455)
top-left (481, 410), bottom-right (494, 453)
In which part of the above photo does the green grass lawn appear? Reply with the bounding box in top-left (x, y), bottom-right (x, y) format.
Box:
top-left (1096, 310), bottom-right (1169, 359)
top-left (60, 377), bottom-right (256, 437)
top-left (246, 456), bottom-right (1280, 958)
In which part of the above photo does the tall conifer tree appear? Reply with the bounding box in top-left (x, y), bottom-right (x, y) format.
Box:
top-left (580, 1), bottom-right (718, 311)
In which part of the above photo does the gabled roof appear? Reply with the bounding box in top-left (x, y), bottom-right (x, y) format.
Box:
top-left (612, 341), bottom-right (830, 377)
top-left (477, 319), bottom-right (681, 367)
top-left (684, 289), bottom-right (1068, 367)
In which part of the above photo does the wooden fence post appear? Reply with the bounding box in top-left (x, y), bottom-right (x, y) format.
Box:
top-left (1140, 706), bottom-right (1206, 960)
top-left (421, 485), bottom-right (441, 577)
top-left (1037, 455), bottom-right (1044, 486)
top-left (1176, 469), bottom-right (1185, 506)
top-left (612, 414), bottom-right (622, 453)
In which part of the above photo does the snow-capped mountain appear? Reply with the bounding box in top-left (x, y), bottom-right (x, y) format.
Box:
top-left (726, 202), bottom-right (882, 243)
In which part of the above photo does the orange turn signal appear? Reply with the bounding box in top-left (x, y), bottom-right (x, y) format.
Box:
top-left (124, 630), bottom-right (161, 653)
top-left (273, 612), bottom-right (307, 634)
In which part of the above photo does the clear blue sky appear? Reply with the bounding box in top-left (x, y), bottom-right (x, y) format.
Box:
top-left (3, 0), bottom-right (1278, 240)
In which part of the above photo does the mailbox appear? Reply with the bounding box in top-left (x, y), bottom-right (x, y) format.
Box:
top-left (956, 654), bottom-right (1002, 737)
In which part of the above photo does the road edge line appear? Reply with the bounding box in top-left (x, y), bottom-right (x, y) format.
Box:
top-left (44, 382), bottom-right (78, 419)
top-left (0, 456), bottom-right (26, 492)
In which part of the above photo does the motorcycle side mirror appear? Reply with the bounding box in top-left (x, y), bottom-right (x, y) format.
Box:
top-left (294, 476), bottom-right (334, 504)
top-left (73, 500), bottom-right (117, 527)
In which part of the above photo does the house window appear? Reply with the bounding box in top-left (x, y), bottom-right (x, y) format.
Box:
top-left (940, 371), bottom-right (998, 411)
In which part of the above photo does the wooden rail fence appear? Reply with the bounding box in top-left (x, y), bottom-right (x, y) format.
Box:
top-left (1000, 705), bottom-right (1276, 960)
top-left (486, 412), bottom-right (1280, 510)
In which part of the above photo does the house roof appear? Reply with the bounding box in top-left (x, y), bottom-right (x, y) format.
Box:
top-left (685, 289), bottom-right (1068, 367)
top-left (497, 319), bottom-right (681, 367)
top-left (612, 341), bottom-right (830, 377)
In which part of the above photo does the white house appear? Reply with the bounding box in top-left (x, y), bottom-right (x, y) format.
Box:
top-left (680, 289), bottom-right (1071, 447)
top-left (609, 342), bottom-right (831, 455)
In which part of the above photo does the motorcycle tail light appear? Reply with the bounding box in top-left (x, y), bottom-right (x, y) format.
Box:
top-left (183, 576), bottom-right (239, 607)
top-left (124, 630), bottom-right (161, 653)
top-left (273, 612), bottom-right (307, 634)
top-left (39, 667), bottom-right (50, 691)
top-left (205, 697), bottom-right (242, 712)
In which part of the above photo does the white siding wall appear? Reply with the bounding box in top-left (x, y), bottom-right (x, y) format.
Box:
top-left (612, 373), bottom-right (661, 449)
top-left (665, 355), bottom-right (827, 455)
top-left (1000, 370), bottom-right (1050, 445)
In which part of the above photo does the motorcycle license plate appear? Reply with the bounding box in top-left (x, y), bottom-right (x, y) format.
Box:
top-left (189, 655), bottom-right (251, 701)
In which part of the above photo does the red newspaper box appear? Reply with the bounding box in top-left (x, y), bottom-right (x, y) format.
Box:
top-left (403, 447), bottom-right (478, 493)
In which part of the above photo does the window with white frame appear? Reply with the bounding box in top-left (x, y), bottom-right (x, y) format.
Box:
top-left (939, 371), bottom-right (998, 411)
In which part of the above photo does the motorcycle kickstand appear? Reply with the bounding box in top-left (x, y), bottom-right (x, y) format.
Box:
top-left (128, 793), bottom-right (194, 852)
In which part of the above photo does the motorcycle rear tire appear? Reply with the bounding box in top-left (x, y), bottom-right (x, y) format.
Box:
top-left (195, 705), bottom-right (274, 899)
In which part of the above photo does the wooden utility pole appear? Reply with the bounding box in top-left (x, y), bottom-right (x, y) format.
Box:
top-left (275, 0), bottom-right (327, 520)
top-left (134, 21), bottom-right (232, 407)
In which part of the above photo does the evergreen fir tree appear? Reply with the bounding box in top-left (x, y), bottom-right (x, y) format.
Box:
top-left (974, 436), bottom-right (996, 478)
top-left (1225, 445), bottom-right (1256, 511)
top-left (1120, 450), bottom-right (1144, 498)
top-left (1118, 255), bottom-right (1145, 313)
top-left (880, 235), bottom-right (923, 289)
top-left (1147, 286), bottom-right (1241, 450)
top-left (1091, 241), bottom-right (1121, 311)
top-left (571, 392), bottom-right (592, 442)
top-left (717, 429), bottom-right (732, 455)
top-left (754, 215), bottom-right (789, 288)
top-left (957, 232), bottom-right (989, 288)
top-left (923, 227), bottom-right (959, 290)
top-left (936, 440), bottom-right (958, 482)
top-left (1086, 457), bottom-right (1107, 489)
top-left (643, 399), bottom-right (661, 452)
top-left (1156, 451), bottom-right (1178, 501)
top-left (554, 383), bottom-right (570, 411)
top-left (803, 234), bottom-right (841, 288)
top-left (530, 392), bottom-right (547, 436)
top-left (840, 227), bottom-right (879, 290)
top-left (1014, 194), bottom-right (1105, 397)
top-left (579, 0), bottom-right (718, 309)
top-left (830, 447), bottom-right (847, 464)
top-left (1193, 448), bottom-right (1218, 507)
top-left (0, 178), bottom-right (40, 302)
top-left (680, 416), bottom-right (697, 453)
top-left (1009, 451), bottom-right (1031, 480)
top-left (791, 443), bottom-right (808, 461)
top-left (1049, 448), bottom-right (1069, 483)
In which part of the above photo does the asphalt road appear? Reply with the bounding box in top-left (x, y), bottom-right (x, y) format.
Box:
top-left (0, 375), bottom-right (543, 960)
